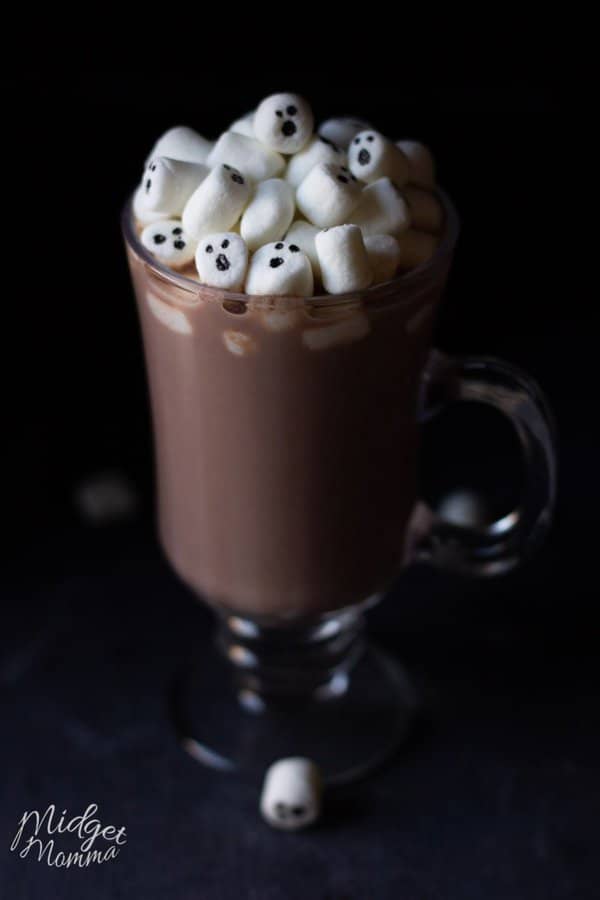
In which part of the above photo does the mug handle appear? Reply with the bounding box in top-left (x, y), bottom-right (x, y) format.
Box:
top-left (410, 350), bottom-right (558, 576)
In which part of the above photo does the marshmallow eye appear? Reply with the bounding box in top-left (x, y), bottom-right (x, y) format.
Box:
top-left (222, 164), bottom-right (245, 185)
top-left (141, 219), bottom-right (196, 269)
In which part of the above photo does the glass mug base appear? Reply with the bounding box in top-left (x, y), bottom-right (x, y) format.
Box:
top-left (170, 600), bottom-right (418, 783)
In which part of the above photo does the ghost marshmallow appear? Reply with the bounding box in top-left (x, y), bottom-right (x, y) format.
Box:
top-left (240, 179), bottom-right (295, 251)
top-left (396, 140), bottom-right (436, 188)
top-left (254, 93), bottom-right (314, 154)
top-left (318, 117), bottom-right (372, 150)
top-left (349, 130), bottom-right (410, 187)
top-left (182, 164), bottom-right (250, 240)
top-left (260, 758), bottom-right (322, 831)
top-left (195, 232), bottom-right (248, 291)
top-left (142, 157), bottom-right (208, 216)
top-left (208, 132), bottom-right (285, 182)
top-left (350, 177), bottom-right (411, 236)
top-left (141, 220), bottom-right (197, 269)
top-left (364, 233), bottom-right (401, 284)
top-left (402, 186), bottom-right (443, 233)
top-left (245, 241), bottom-right (313, 297)
top-left (315, 224), bottom-right (373, 294)
top-left (285, 135), bottom-right (345, 189)
top-left (285, 221), bottom-right (321, 278)
top-left (145, 126), bottom-right (213, 166)
top-left (296, 162), bottom-right (362, 228)
top-left (133, 186), bottom-right (170, 226)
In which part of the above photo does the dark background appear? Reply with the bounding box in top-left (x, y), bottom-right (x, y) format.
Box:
top-left (1, 49), bottom-right (597, 900)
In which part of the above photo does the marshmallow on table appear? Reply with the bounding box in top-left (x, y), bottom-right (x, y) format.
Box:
top-left (364, 233), bottom-right (401, 284)
top-left (140, 220), bottom-right (197, 269)
top-left (350, 177), bottom-right (411, 236)
top-left (145, 126), bottom-right (213, 166)
top-left (349, 130), bottom-right (410, 187)
top-left (315, 224), bottom-right (373, 294)
top-left (396, 140), bottom-right (436, 188)
top-left (195, 232), bottom-right (248, 291)
top-left (396, 229), bottom-right (438, 270)
top-left (254, 93), bottom-right (314, 154)
top-left (296, 162), bottom-right (362, 228)
top-left (141, 157), bottom-right (208, 215)
top-left (133, 186), bottom-right (170, 226)
top-left (240, 179), bottom-right (295, 251)
top-left (230, 112), bottom-right (255, 138)
top-left (285, 221), bottom-right (321, 278)
top-left (245, 241), bottom-right (313, 297)
top-left (208, 131), bottom-right (285, 182)
top-left (402, 186), bottom-right (443, 233)
top-left (260, 758), bottom-right (322, 831)
top-left (318, 117), bottom-right (372, 150)
top-left (285, 135), bottom-right (346, 189)
top-left (182, 164), bottom-right (250, 240)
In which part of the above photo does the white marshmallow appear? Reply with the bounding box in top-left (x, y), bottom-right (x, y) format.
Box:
top-left (285, 135), bottom-right (345, 189)
top-left (195, 232), bottom-right (248, 291)
top-left (396, 140), bottom-right (436, 188)
top-left (363, 233), bottom-right (401, 284)
top-left (145, 126), bottom-right (213, 166)
top-left (208, 131), bottom-right (285, 181)
top-left (315, 225), bottom-right (373, 295)
top-left (133, 186), bottom-right (170, 226)
top-left (140, 220), bottom-right (197, 269)
top-left (146, 292), bottom-right (192, 335)
top-left (402, 186), bottom-right (443, 233)
top-left (254, 93), bottom-right (314, 154)
top-left (182, 164), bottom-right (250, 240)
top-left (240, 179), bottom-right (295, 251)
top-left (285, 221), bottom-right (321, 278)
top-left (318, 117), bottom-right (372, 150)
top-left (396, 229), bottom-right (438, 270)
top-left (245, 241), bottom-right (313, 297)
top-left (350, 178), bottom-right (411, 236)
top-left (223, 330), bottom-right (256, 357)
top-left (348, 130), bottom-right (410, 187)
top-left (303, 311), bottom-right (370, 350)
top-left (260, 758), bottom-right (322, 831)
top-left (141, 157), bottom-right (208, 215)
top-left (296, 162), bottom-right (362, 228)
top-left (230, 112), bottom-right (255, 138)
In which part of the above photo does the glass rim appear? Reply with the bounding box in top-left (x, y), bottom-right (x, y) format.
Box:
top-left (121, 187), bottom-right (460, 307)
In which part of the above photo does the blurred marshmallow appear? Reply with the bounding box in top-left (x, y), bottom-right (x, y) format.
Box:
top-left (285, 221), bottom-right (321, 278)
top-left (315, 225), bottom-right (372, 294)
top-left (319, 117), bottom-right (372, 150)
top-left (240, 179), bottom-right (295, 251)
top-left (396, 140), bottom-right (436, 187)
top-left (145, 126), bottom-right (213, 166)
top-left (142, 157), bottom-right (208, 215)
top-left (260, 758), bottom-right (322, 831)
top-left (402, 186), bottom-right (443, 233)
top-left (285, 135), bottom-right (345, 188)
top-left (303, 311), bottom-right (370, 350)
top-left (195, 232), bottom-right (248, 291)
top-left (350, 178), bottom-right (411, 236)
top-left (230, 112), bottom-right (255, 138)
top-left (208, 131), bottom-right (285, 181)
top-left (364, 233), bottom-right (401, 284)
top-left (245, 241), bottom-right (313, 297)
top-left (254, 93), bottom-right (314, 154)
top-left (296, 162), bottom-right (362, 228)
top-left (223, 330), bottom-right (256, 356)
top-left (349, 130), bottom-right (410, 187)
top-left (182, 164), bottom-right (250, 239)
top-left (141, 220), bottom-right (197, 268)
top-left (146, 291), bottom-right (192, 335)
top-left (133, 186), bottom-right (170, 226)
top-left (396, 229), bottom-right (438, 270)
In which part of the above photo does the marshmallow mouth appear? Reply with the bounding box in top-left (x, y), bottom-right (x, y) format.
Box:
top-left (282, 120), bottom-right (297, 137)
top-left (216, 253), bottom-right (230, 271)
top-left (358, 148), bottom-right (371, 165)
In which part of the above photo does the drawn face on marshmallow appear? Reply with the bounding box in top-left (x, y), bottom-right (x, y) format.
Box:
top-left (260, 758), bottom-right (322, 832)
top-left (195, 232), bottom-right (248, 291)
top-left (245, 241), bottom-right (314, 297)
top-left (348, 130), bottom-right (410, 186)
top-left (140, 220), bottom-right (197, 269)
top-left (254, 93), bottom-right (314, 154)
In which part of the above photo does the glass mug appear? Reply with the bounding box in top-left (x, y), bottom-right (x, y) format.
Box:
top-left (123, 193), bottom-right (556, 780)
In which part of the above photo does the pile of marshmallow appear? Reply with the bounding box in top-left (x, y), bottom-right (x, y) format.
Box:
top-left (133, 93), bottom-right (442, 297)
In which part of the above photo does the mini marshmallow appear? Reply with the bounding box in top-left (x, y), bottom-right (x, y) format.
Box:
top-left (349, 130), bottom-right (410, 187)
top-left (254, 93), bottom-right (314, 154)
top-left (285, 135), bottom-right (345, 189)
top-left (402, 186), bottom-right (443, 233)
top-left (396, 229), bottom-right (438, 270)
top-left (230, 112), bottom-right (255, 138)
top-left (208, 131), bottom-right (285, 182)
top-left (260, 758), bottom-right (322, 831)
top-left (363, 233), bottom-right (401, 284)
top-left (318, 117), bottom-right (372, 150)
top-left (195, 232), bottom-right (248, 291)
top-left (142, 157), bottom-right (208, 215)
top-left (133, 186), bottom-right (170, 226)
top-left (285, 221), bottom-right (321, 278)
top-left (240, 179), bottom-right (295, 251)
top-left (245, 241), bottom-right (313, 297)
top-left (145, 126), bottom-right (213, 166)
top-left (350, 178), bottom-right (411, 236)
top-left (315, 225), bottom-right (373, 294)
top-left (296, 162), bottom-right (362, 228)
top-left (303, 311), bottom-right (370, 350)
top-left (141, 220), bottom-right (197, 269)
top-left (396, 140), bottom-right (436, 188)
top-left (182, 164), bottom-right (250, 240)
